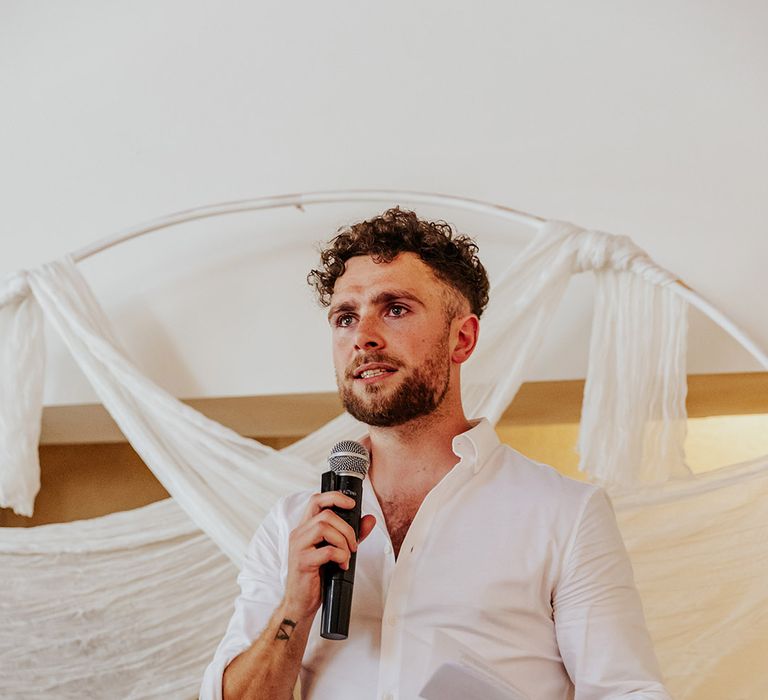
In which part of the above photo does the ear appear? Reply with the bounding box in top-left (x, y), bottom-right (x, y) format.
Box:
top-left (451, 314), bottom-right (480, 365)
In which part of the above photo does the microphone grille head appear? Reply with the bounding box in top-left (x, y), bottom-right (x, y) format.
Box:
top-left (329, 440), bottom-right (369, 478)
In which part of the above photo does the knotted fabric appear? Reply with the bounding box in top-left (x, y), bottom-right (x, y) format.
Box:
top-left (464, 221), bottom-right (689, 488)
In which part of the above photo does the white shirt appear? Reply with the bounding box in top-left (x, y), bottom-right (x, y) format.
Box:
top-left (201, 419), bottom-right (669, 699)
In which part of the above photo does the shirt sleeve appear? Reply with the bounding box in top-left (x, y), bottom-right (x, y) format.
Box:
top-left (553, 488), bottom-right (671, 699)
top-left (199, 502), bottom-right (288, 700)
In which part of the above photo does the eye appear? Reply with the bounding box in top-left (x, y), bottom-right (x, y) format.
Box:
top-left (387, 304), bottom-right (409, 318)
top-left (335, 313), bottom-right (356, 328)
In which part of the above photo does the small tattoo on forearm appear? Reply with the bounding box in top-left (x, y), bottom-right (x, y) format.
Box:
top-left (275, 618), bottom-right (297, 641)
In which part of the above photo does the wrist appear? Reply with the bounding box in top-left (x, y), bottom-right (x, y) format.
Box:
top-left (278, 598), bottom-right (318, 627)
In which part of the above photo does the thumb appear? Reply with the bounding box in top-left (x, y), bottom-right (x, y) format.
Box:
top-left (357, 514), bottom-right (377, 544)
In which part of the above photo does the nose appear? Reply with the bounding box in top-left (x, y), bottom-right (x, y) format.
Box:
top-left (354, 314), bottom-right (385, 351)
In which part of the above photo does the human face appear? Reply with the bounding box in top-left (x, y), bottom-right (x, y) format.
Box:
top-left (328, 253), bottom-right (455, 427)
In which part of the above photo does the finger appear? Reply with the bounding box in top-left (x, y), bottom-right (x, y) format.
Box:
top-left (291, 510), bottom-right (358, 556)
top-left (315, 509), bottom-right (360, 552)
top-left (302, 491), bottom-right (356, 521)
top-left (314, 522), bottom-right (352, 554)
top-left (301, 544), bottom-right (351, 571)
top-left (358, 514), bottom-right (377, 544)
top-left (294, 519), bottom-right (351, 554)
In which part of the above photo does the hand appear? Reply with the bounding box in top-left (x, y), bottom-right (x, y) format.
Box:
top-left (282, 491), bottom-right (376, 620)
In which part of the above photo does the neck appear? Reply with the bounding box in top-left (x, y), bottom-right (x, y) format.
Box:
top-left (365, 392), bottom-right (472, 498)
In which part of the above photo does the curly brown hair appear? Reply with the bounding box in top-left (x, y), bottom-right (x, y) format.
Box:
top-left (307, 207), bottom-right (489, 318)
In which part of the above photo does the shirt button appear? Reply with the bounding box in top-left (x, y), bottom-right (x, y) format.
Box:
top-left (387, 614), bottom-right (398, 627)
top-left (384, 543), bottom-right (393, 555)
top-left (382, 694), bottom-right (394, 700)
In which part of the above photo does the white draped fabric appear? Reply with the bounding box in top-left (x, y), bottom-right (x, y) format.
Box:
top-left (0, 272), bottom-right (45, 516)
top-left (613, 455), bottom-right (768, 700)
top-left (0, 219), bottom-right (764, 699)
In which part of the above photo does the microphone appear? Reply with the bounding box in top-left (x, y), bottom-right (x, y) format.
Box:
top-left (320, 440), bottom-right (370, 640)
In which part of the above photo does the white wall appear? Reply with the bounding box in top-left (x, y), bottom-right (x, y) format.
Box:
top-left (1, 1), bottom-right (766, 405)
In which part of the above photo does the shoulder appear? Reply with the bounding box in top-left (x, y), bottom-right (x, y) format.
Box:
top-left (469, 444), bottom-right (616, 580)
top-left (254, 488), bottom-right (316, 540)
top-left (489, 443), bottom-right (603, 523)
top-left (493, 443), bottom-right (598, 497)
top-left (240, 488), bottom-right (316, 579)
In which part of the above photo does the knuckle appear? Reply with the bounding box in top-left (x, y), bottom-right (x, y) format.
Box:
top-left (318, 510), bottom-right (338, 527)
top-left (317, 521), bottom-right (334, 537)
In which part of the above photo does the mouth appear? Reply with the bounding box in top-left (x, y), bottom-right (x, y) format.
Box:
top-left (352, 363), bottom-right (398, 381)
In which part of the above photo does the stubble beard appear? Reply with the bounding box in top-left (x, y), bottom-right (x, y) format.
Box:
top-left (338, 339), bottom-right (452, 428)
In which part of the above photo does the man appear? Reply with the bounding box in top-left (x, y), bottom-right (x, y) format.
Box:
top-left (201, 208), bottom-right (670, 699)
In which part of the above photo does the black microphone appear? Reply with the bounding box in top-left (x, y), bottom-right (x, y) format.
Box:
top-left (319, 440), bottom-right (370, 640)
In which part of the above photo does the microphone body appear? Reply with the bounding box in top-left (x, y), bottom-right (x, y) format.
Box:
top-left (320, 441), bottom-right (369, 640)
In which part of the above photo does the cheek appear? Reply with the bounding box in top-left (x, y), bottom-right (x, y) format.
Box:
top-left (331, 340), bottom-right (350, 373)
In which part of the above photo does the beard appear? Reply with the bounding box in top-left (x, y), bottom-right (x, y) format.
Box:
top-left (338, 341), bottom-right (452, 428)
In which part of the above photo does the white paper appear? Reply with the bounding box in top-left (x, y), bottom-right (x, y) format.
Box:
top-left (419, 630), bottom-right (529, 700)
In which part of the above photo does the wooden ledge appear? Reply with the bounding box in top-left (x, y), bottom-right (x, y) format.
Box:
top-left (39, 372), bottom-right (768, 445)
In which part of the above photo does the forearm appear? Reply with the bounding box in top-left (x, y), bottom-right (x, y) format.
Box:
top-left (219, 491), bottom-right (374, 700)
top-left (222, 601), bottom-right (315, 700)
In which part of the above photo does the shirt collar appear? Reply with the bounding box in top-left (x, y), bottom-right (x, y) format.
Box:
top-left (451, 417), bottom-right (500, 474)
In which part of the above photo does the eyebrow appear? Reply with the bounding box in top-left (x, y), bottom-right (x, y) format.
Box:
top-left (327, 289), bottom-right (424, 321)
top-left (327, 300), bottom-right (356, 321)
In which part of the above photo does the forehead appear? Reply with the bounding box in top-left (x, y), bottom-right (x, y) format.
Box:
top-left (330, 252), bottom-right (446, 302)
